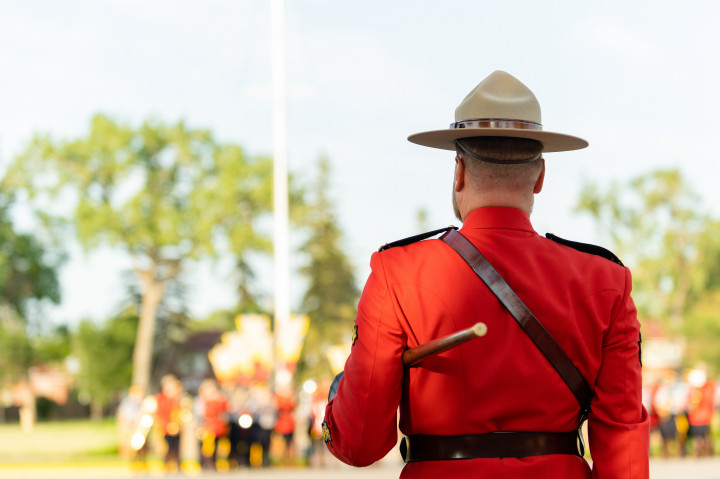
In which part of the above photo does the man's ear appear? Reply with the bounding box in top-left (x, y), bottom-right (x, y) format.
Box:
top-left (454, 156), bottom-right (465, 192)
top-left (533, 159), bottom-right (545, 194)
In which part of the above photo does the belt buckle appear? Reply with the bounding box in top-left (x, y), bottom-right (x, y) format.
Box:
top-left (399, 436), bottom-right (410, 463)
top-left (576, 427), bottom-right (586, 457)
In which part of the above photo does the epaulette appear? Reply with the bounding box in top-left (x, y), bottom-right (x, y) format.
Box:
top-left (545, 233), bottom-right (624, 266)
top-left (378, 226), bottom-right (458, 252)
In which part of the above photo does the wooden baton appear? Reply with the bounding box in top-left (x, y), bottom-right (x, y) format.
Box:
top-left (402, 322), bottom-right (487, 367)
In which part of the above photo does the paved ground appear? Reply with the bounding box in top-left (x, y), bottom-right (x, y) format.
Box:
top-left (2, 458), bottom-right (720, 479)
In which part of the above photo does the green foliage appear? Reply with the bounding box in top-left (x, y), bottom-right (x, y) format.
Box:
top-left (683, 290), bottom-right (720, 375)
top-left (32, 324), bottom-right (72, 364)
top-left (0, 320), bottom-right (31, 384)
top-left (577, 168), bottom-right (720, 372)
top-left (192, 309), bottom-right (237, 332)
top-left (4, 114), bottom-right (273, 260)
top-left (576, 169), bottom-right (711, 323)
top-left (0, 321), bottom-right (70, 391)
top-left (577, 170), bottom-right (703, 263)
top-left (73, 314), bottom-right (138, 407)
top-left (111, 270), bottom-right (193, 387)
top-left (0, 194), bottom-right (62, 385)
top-left (297, 157), bottom-right (360, 380)
top-left (234, 257), bottom-right (265, 314)
top-left (3, 113), bottom-right (276, 389)
top-left (0, 198), bottom-right (62, 317)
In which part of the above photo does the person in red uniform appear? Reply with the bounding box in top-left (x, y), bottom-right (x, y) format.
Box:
top-left (196, 378), bottom-right (230, 470)
top-left (155, 374), bottom-right (184, 472)
top-left (273, 385), bottom-right (298, 465)
top-left (323, 70), bottom-right (650, 478)
top-left (686, 365), bottom-right (716, 457)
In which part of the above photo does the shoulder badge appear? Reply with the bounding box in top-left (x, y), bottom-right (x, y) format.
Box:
top-left (378, 226), bottom-right (458, 252)
top-left (322, 421), bottom-right (332, 443)
top-left (545, 233), bottom-right (624, 266)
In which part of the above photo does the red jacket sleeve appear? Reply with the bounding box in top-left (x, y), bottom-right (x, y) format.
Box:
top-left (324, 252), bottom-right (405, 466)
top-left (589, 267), bottom-right (650, 479)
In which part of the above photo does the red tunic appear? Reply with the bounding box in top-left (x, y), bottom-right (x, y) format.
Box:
top-left (324, 207), bottom-right (649, 478)
top-left (202, 397), bottom-right (229, 437)
top-left (274, 393), bottom-right (296, 435)
top-left (687, 380), bottom-right (716, 427)
top-left (155, 392), bottom-right (181, 436)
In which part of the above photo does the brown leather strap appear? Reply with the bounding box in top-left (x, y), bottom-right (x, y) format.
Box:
top-left (400, 431), bottom-right (581, 462)
top-left (440, 229), bottom-right (592, 421)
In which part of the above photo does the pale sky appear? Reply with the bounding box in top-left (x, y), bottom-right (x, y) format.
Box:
top-left (1, 0), bottom-right (719, 324)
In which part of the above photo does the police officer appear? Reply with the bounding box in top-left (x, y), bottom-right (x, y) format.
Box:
top-left (323, 71), bottom-right (649, 478)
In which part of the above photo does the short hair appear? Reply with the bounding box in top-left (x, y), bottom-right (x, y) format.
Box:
top-left (455, 137), bottom-right (544, 192)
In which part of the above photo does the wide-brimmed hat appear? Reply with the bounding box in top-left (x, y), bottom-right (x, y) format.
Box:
top-left (407, 70), bottom-right (588, 153)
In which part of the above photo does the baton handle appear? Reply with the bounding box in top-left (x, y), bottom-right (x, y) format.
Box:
top-left (402, 322), bottom-right (487, 367)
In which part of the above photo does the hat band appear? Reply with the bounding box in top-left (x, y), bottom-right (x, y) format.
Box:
top-left (455, 140), bottom-right (542, 165)
top-left (450, 118), bottom-right (543, 130)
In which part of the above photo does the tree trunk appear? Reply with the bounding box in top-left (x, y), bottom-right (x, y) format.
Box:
top-left (131, 265), bottom-right (167, 392)
top-left (19, 386), bottom-right (35, 434)
top-left (90, 398), bottom-right (104, 421)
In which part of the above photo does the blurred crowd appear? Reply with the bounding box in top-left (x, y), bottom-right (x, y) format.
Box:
top-left (644, 364), bottom-right (718, 458)
top-left (116, 375), bottom-right (333, 473)
top-left (114, 363), bottom-right (718, 472)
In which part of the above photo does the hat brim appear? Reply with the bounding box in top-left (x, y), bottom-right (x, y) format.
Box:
top-left (407, 128), bottom-right (588, 153)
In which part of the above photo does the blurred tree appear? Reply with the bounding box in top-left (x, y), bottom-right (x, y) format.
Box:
top-left (682, 290), bottom-right (720, 372)
top-left (234, 257), bottom-right (265, 314)
top-left (680, 218), bottom-right (720, 374)
top-left (577, 168), bottom-right (720, 372)
top-left (0, 196), bottom-right (62, 323)
top-left (297, 157), bottom-right (359, 380)
top-left (74, 313), bottom-right (137, 420)
top-left (147, 278), bottom-right (193, 386)
top-left (113, 269), bottom-right (192, 388)
top-left (0, 194), bottom-right (62, 426)
top-left (2, 114), bottom-right (275, 391)
top-left (33, 324), bottom-right (72, 364)
top-left (576, 168), bottom-right (711, 325)
top-left (0, 316), bottom-right (31, 390)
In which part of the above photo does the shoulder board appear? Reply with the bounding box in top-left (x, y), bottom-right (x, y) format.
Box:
top-left (378, 226), bottom-right (458, 252)
top-left (545, 233), bottom-right (624, 266)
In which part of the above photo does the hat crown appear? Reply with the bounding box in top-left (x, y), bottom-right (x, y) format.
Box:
top-left (407, 70), bottom-right (588, 153)
top-left (454, 70), bottom-right (542, 124)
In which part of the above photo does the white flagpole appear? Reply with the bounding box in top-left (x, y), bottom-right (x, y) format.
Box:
top-left (271, 0), bottom-right (290, 388)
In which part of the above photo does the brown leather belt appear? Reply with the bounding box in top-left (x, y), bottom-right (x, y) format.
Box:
top-left (400, 431), bottom-right (582, 463)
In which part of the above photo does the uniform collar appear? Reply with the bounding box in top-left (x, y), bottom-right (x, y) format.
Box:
top-left (460, 207), bottom-right (536, 233)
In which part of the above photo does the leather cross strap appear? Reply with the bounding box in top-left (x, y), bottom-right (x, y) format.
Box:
top-left (440, 229), bottom-right (592, 421)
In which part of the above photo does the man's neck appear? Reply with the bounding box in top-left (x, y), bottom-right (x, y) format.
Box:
top-left (461, 193), bottom-right (534, 219)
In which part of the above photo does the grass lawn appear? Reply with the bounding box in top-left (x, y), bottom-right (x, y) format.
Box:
top-left (0, 419), bottom-right (121, 465)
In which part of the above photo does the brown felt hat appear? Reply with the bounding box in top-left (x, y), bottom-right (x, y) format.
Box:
top-left (407, 71), bottom-right (588, 153)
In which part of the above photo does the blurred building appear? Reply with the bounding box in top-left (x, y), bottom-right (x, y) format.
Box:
top-left (642, 319), bottom-right (684, 376)
top-left (181, 330), bottom-right (224, 394)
